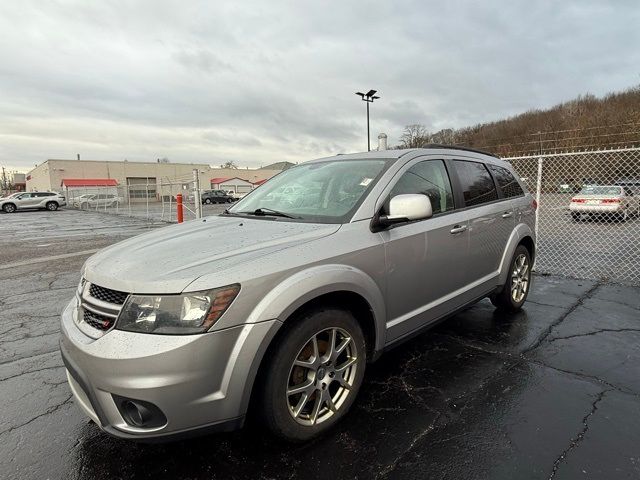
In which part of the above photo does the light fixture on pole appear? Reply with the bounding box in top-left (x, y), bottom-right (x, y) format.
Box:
top-left (355, 89), bottom-right (380, 152)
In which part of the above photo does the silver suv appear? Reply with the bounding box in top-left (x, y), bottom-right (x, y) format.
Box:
top-left (1, 191), bottom-right (66, 213)
top-left (60, 147), bottom-right (536, 442)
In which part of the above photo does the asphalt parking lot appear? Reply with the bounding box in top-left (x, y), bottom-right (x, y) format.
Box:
top-left (1, 208), bottom-right (639, 479)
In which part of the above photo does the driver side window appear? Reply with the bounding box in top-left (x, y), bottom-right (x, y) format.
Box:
top-left (388, 160), bottom-right (454, 215)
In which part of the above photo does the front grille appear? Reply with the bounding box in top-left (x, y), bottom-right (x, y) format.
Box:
top-left (89, 284), bottom-right (128, 305)
top-left (78, 281), bottom-right (128, 335)
top-left (84, 309), bottom-right (115, 331)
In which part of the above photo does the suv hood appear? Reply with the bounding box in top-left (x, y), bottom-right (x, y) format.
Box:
top-left (84, 215), bottom-right (340, 293)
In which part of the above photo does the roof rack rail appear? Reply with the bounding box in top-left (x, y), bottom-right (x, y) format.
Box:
top-left (419, 144), bottom-right (500, 159)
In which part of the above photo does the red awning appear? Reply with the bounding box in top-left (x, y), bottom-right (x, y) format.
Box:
top-left (61, 178), bottom-right (119, 187)
top-left (209, 177), bottom-right (233, 184)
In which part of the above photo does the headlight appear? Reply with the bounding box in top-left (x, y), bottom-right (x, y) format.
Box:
top-left (116, 284), bottom-right (240, 334)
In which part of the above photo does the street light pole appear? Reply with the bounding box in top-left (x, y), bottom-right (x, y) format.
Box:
top-left (356, 90), bottom-right (380, 152)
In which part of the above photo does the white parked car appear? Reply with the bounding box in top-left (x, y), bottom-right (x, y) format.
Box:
top-left (0, 191), bottom-right (66, 213)
top-left (75, 194), bottom-right (123, 208)
top-left (72, 194), bottom-right (96, 207)
top-left (570, 185), bottom-right (639, 221)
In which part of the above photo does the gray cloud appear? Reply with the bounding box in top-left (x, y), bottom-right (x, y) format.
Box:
top-left (0, 0), bottom-right (638, 172)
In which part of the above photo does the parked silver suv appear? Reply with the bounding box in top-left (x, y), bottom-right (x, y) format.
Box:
top-left (60, 147), bottom-right (536, 442)
top-left (1, 191), bottom-right (66, 213)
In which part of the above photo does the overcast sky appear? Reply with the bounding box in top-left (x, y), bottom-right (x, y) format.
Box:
top-left (1, 0), bottom-right (638, 173)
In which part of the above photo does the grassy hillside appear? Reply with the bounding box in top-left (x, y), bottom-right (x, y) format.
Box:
top-left (399, 85), bottom-right (640, 157)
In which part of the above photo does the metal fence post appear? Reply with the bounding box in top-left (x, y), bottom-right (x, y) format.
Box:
top-left (193, 169), bottom-right (202, 219)
top-left (534, 156), bottom-right (543, 245)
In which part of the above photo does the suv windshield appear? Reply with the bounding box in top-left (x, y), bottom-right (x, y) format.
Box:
top-left (227, 159), bottom-right (389, 223)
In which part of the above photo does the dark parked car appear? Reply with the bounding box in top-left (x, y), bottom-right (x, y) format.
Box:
top-left (201, 190), bottom-right (235, 204)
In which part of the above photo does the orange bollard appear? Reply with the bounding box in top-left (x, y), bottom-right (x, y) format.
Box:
top-left (176, 193), bottom-right (184, 223)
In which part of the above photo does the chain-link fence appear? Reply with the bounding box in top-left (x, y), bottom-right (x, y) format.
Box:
top-left (505, 147), bottom-right (640, 285)
top-left (64, 175), bottom-right (231, 222)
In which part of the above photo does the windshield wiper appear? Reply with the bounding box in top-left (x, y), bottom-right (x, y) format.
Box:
top-left (238, 207), bottom-right (300, 219)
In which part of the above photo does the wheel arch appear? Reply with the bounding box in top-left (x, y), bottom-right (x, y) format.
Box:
top-left (497, 223), bottom-right (536, 287)
top-left (238, 265), bottom-right (386, 418)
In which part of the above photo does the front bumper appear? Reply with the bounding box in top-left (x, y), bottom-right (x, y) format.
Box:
top-left (60, 297), bottom-right (281, 440)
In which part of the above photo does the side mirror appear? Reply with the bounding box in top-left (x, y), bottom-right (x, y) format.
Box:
top-left (374, 194), bottom-right (433, 230)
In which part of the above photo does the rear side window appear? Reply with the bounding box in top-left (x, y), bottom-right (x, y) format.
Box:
top-left (390, 159), bottom-right (454, 214)
top-left (453, 160), bottom-right (498, 207)
top-left (488, 164), bottom-right (524, 198)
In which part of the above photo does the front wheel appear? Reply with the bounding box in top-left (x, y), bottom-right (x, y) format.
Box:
top-left (2, 203), bottom-right (16, 213)
top-left (259, 307), bottom-right (366, 442)
top-left (490, 245), bottom-right (532, 312)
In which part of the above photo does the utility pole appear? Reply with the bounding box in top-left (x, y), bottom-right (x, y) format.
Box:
top-left (356, 90), bottom-right (381, 152)
top-left (193, 169), bottom-right (202, 219)
top-left (1, 166), bottom-right (7, 194)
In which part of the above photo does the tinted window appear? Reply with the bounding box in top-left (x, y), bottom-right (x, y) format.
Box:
top-left (488, 164), bottom-right (524, 198)
top-left (390, 160), bottom-right (454, 214)
top-left (453, 160), bottom-right (498, 207)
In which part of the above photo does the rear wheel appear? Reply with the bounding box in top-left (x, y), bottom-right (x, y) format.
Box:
top-left (2, 203), bottom-right (16, 213)
top-left (571, 212), bottom-right (580, 221)
top-left (46, 201), bottom-right (58, 211)
top-left (490, 245), bottom-right (531, 312)
top-left (259, 307), bottom-right (366, 442)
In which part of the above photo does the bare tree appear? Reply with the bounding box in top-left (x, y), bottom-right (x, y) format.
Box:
top-left (429, 128), bottom-right (456, 145)
top-left (399, 124), bottom-right (430, 148)
top-left (219, 160), bottom-right (238, 169)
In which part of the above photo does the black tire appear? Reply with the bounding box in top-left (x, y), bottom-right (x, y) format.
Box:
top-left (258, 307), bottom-right (366, 442)
top-left (227, 198), bottom-right (233, 203)
top-left (490, 245), bottom-right (532, 312)
top-left (204, 198), bottom-right (212, 205)
top-left (571, 212), bottom-right (580, 221)
top-left (46, 201), bottom-right (58, 211)
top-left (2, 203), bottom-right (16, 213)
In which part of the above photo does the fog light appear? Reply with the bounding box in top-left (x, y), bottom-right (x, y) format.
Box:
top-left (114, 395), bottom-right (167, 428)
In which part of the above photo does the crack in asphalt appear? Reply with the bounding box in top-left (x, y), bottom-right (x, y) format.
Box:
top-left (547, 389), bottom-right (610, 479)
top-left (435, 330), bottom-right (640, 399)
top-left (375, 411), bottom-right (443, 479)
top-left (523, 282), bottom-right (602, 354)
top-left (0, 363), bottom-right (64, 382)
top-left (0, 349), bottom-right (61, 366)
top-left (0, 394), bottom-right (73, 437)
top-left (549, 328), bottom-right (640, 342)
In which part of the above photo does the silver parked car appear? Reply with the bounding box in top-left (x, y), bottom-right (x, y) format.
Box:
top-left (570, 185), bottom-right (639, 221)
top-left (60, 147), bottom-right (536, 442)
top-left (0, 191), bottom-right (66, 213)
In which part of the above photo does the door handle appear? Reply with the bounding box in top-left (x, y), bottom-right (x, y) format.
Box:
top-left (501, 211), bottom-right (513, 218)
top-left (450, 225), bottom-right (467, 234)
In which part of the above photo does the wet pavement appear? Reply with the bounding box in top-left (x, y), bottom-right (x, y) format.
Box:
top-left (1, 209), bottom-right (639, 479)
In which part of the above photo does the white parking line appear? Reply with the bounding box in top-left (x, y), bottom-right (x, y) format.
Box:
top-left (0, 249), bottom-right (100, 269)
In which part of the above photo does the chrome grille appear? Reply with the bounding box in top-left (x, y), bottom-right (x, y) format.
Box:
top-left (89, 284), bottom-right (128, 305)
top-left (77, 280), bottom-right (128, 336)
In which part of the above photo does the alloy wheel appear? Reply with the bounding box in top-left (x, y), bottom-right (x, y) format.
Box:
top-left (286, 327), bottom-right (358, 426)
top-left (511, 254), bottom-right (530, 303)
